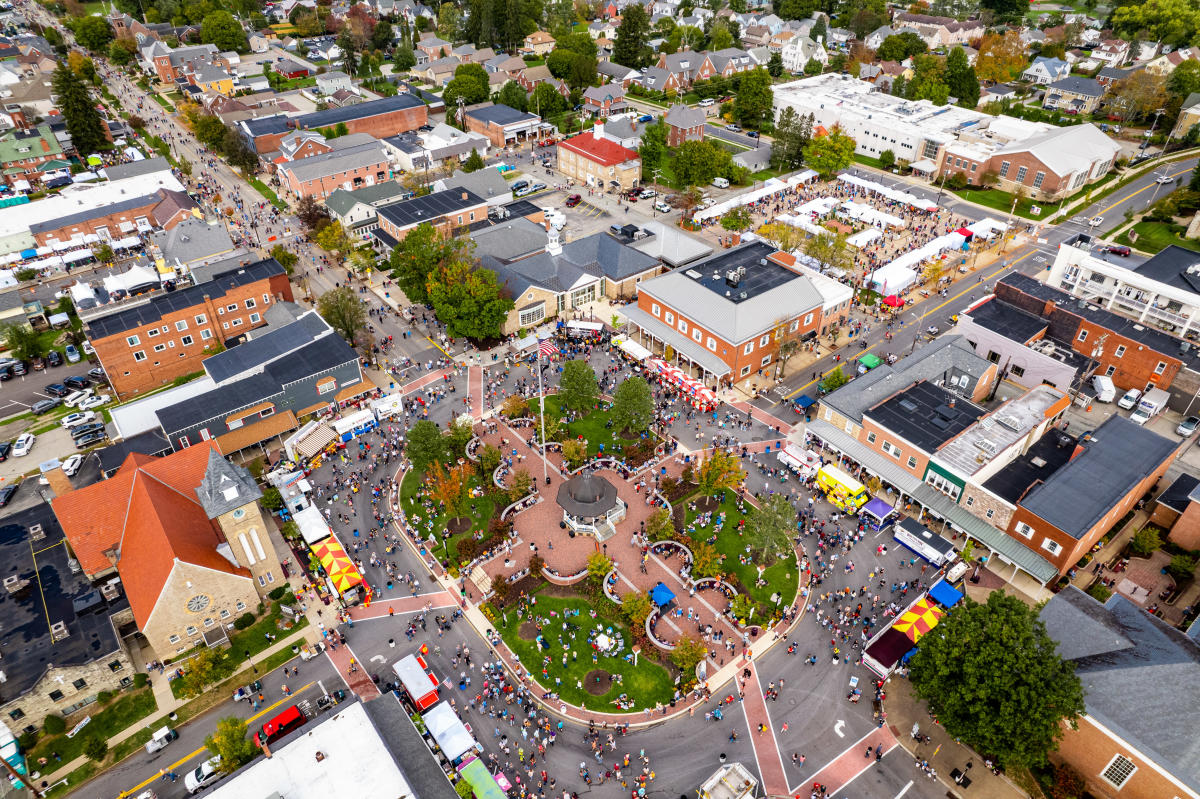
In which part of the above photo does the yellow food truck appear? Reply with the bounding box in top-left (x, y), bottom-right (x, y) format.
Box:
top-left (815, 464), bottom-right (870, 514)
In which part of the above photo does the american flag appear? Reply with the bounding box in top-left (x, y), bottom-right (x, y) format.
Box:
top-left (538, 339), bottom-right (559, 358)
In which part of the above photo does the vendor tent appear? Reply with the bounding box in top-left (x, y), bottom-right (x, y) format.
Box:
top-left (459, 757), bottom-right (507, 799)
top-left (870, 262), bottom-right (918, 295)
top-left (892, 598), bottom-right (944, 643)
top-left (393, 654), bottom-right (440, 710)
top-left (927, 579), bottom-right (964, 608)
top-left (312, 536), bottom-right (363, 594)
top-left (860, 498), bottom-right (895, 527)
top-left (293, 504), bottom-right (334, 546)
top-left (650, 582), bottom-right (675, 607)
top-left (613, 335), bottom-right (651, 361)
top-left (858, 353), bottom-right (882, 370)
top-left (863, 626), bottom-right (915, 676)
top-left (423, 702), bottom-right (478, 761)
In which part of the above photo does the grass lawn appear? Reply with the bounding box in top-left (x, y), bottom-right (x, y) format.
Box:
top-left (150, 93), bottom-right (173, 111)
top-left (495, 592), bottom-right (675, 712)
top-left (532, 395), bottom-right (641, 457)
top-left (248, 177), bottom-right (286, 210)
top-left (684, 492), bottom-right (798, 615)
top-left (400, 464), bottom-right (497, 562)
top-left (29, 687), bottom-right (157, 766)
top-left (1116, 221), bottom-right (1200, 254)
top-left (170, 599), bottom-right (307, 699)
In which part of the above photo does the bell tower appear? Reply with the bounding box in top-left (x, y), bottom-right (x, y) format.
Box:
top-left (195, 449), bottom-right (277, 596)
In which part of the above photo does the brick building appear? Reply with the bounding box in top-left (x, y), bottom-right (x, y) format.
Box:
top-left (0, 124), bottom-right (63, 188)
top-left (371, 188), bottom-right (489, 253)
top-left (275, 136), bottom-right (391, 201)
top-left (557, 131), bottom-right (641, 190)
top-left (31, 187), bottom-right (195, 247)
top-left (238, 94), bottom-right (428, 155)
top-left (1041, 587), bottom-right (1200, 799)
top-left (463, 103), bottom-right (545, 148)
top-left (84, 258), bottom-right (293, 398)
top-left (623, 241), bottom-right (827, 388)
top-left (663, 104), bottom-right (705, 147)
top-left (1149, 472), bottom-right (1200, 550)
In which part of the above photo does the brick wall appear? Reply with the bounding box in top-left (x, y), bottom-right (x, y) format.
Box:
top-left (92, 272), bottom-right (293, 398)
top-left (1052, 716), bottom-right (1191, 799)
top-left (0, 644), bottom-right (134, 733)
top-left (666, 123), bottom-right (703, 147)
top-left (860, 419), bottom-right (930, 479)
top-left (281, 160), bottom-right (390, 201)
top-left (34, 197), bottom-right (165, 247)
top-left (959, 483), bottom-right (1015, 531)
top-left (1167, 501), bottom-right (1200, 549)
top-left (144, 561), bottom-right (263, 658)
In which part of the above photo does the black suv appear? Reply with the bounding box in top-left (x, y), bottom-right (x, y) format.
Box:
top-left (0, 441), bottom-right (11, 461)
top-left (46, 350), bottom-right (63, 367)
top-left (71, 422), bottom-right (106, 439)
top-left (44, 383), bottom-right (70, 397)
top-left (64, 376), bottom-right (90, 391)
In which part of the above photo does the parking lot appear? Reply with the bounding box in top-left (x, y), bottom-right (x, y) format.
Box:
top-left (534, 187), bottom-right (617, 239)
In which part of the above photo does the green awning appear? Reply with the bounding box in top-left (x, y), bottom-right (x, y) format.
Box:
top-left (41, 159), bottom-right (71, 171)
top-left (459, 759), bottom-right (506, 799)
top-left (859, 353), bottom-right (883, 370)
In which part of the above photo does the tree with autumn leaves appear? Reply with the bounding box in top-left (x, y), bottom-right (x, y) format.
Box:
top-left (427, 461), bottom-right (473, 526)
top-left (974, 31), bottom-right (1028, 85)
top-left (694, 449), bottom-right (744, 500)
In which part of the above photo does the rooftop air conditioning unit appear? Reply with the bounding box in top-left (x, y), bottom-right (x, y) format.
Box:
top-left (975, 438), bottom-right (998, 456)
top-left (28, 523), bottom-right (44, 541)
top-left (50, 621), bottom-right (69, 642)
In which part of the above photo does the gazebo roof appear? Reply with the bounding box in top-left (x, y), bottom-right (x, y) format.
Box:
top-left (556, 471), bottom-right (618, 517)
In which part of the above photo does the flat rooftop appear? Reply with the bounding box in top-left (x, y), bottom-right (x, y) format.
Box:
top-left (0, 503), bottom-right (128, 703)
top-left (982, 428), bottom-right (1079, 505)
top-left (1132, 244), bottom-right (1200, 294)
top-left (936, 384), bottom-right (1066, 476)
top-left (968, 297), bottom-right (1048, 344)
top-left (866, 380), bottom-right (986, 453)
top-left (683, 240), bottom-right (798, 304)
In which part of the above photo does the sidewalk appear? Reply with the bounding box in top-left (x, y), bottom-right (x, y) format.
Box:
top-left (881, 676), bottom-right (1028, 799)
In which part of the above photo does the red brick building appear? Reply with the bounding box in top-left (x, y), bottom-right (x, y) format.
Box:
top-left (32, 188), bottom-right (195, 247)
top-left (85, 258), bottom-right (294, 398)
top-left (663, 104), bottom-right (705, 147)
top-left (238, 95), bottom-right (428, 155)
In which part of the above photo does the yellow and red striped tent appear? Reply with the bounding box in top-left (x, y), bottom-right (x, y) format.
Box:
top-left (312, 536), bottom-right (363, 594)
top-left (892, 597), bottom-right (944, 643)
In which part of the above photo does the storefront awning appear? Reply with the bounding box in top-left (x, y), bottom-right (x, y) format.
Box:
top-left (622, 306), bottom-right (730, 378)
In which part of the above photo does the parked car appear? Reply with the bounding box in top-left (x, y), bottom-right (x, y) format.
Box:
top-left (1178, 416), bottom-right (1200, 436)
top-left (1104, 245), bottom-right (1131, 257)
top-left (638, 189), bottom-right (656, 199)
top-left (87, 367), bottom-right (106, 383)
top-left (144, 727), bottom-right (179, 755)
top-left (61, 453), bottom-right (84, 477)
top-left (0, 483), bottom-right (16, 507)
top-left (0, 366), bottom-right (12, 381)
top-left (185, 756), bottom-right (222, 795)
top-left (746, 130), bottom-right (760, 138)
top-left (78, 394), bottom-right (110, 411)
top-left (64, 375), bottom-right (90, 391)
top-left (654, 201), bottom-right (672, 213)
top-left (514, 184), bottom-right (535, 197)
top-left (0, 441), bottom-right (10, 461)
top-left (12, 433), bottom-right (34, 457)
top-left (1117, 388), bottom-right (1143, 410)
top-left (1088, 215), bottom-right (1104, 227)
top-left (64, 389), bottom-right (93, 408)
top-left (74, 431), bottom-right (108, 449)
top-left (64, 344), bottom-right (81, 363)
top-left (82, 341), bottom-right (95, 355)
top-left (71, 422), bottom-right (106, 440)
top-left (638, 114), bottom-right (653, 123)
top-left (44, 383), bottom-right (70, 397)
top-left (31, 398), bottom-right (60, 414)
top-left (725, 123), bottom-right (742, 132)
top-left (564, 193), bottom-right (582, 207)
top-left (46, 350), bottom-right (63, 367)
top-left (30, 356), bottom-right (45, 371)
top-left (529, 182), bottom-right (546, 193)
top-left (1155, 174), bottom-right (1174, 184)
top-left (11, 361), bottom-right (26, 376)
top-left (61, 411), bottom-right (96, 429)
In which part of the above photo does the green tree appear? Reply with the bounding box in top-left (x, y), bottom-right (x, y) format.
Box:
top-left (408, 419), bottom-right (446, 467)
top-left (425, 261), bottom-right (514, 340)
top-left (673, 139), bottom-right (731, 187)
top-left (691, 541), bottom-right (722, 578)
top-left (802, 125), bottom-right (856, 178)
top-left (108, 36), bottom-right (138, 64)
top-left (82, 735), bottom-right (108, 762)
top-left (720, 206), bottom-right (753, 232)
top-left (200, 10), bottom-right (247, 51)
top-left (744, 493), bottom-right (795, 560)
top-left (767, 51), bottom-right (783, 77)
top-left (908, 592), bottom-right (1085, 768)
top-left (708, 19), bottom-right (734, 51)
top-left (821, 365), bottom-right (849, 391)
top-left (530, 82), bottom-right (566, 116)
top-left (639, 120), bottom-right (668, 173)
top-left (620, 590), bottom-right (653, 629)
top-left (876, 32), bottom-right (926, 61)
top-left (878, 148), bottom-right (896, 170)
top-left (802, 58), bottom-right (822, 76)
top-left (394, 43), bottom-right (417, 71)
top-left (371, 20), bottom-right (394, 50)
top-left (52, 65), bottom-right (108, 156)
top-left (443, 63), bottom-right (490, 110)
top-left (181, 648), bottom-right (223, 697)
top-left (205, 716), bottom-right (259, 774)
top-left (558, 359), bottom-right (599, 412)
top-left (437, 1), bottom-right (462, 39)
top-left (945, 46), bottom-right (979, 107)
top-left (695, 448), bottom-right (743, 498)
top-left (1190, 161), bottom-right (1200, 193)
top-left (72, 15), bottom-right (114, 51)
top-left (908, 53), bottom-right (949, 105)
top-left (317, 285), bottom-right (367, 344)
top-left (1168, 59), bottom-right (1200, 101)
top-left (979, 0), bottom-right (1029, 22)
top-left (586, 550), bottom-right (614, 589)
top-left (645, 507), bottom-right (674, 540)
top-left (497, 80), bottom-right (528, 112)
top-left (462, 148), bottom-right (485, 172)
top-left (259, 487), bottom-right (284, 511)
top-left (339, 28), bottom-right (359, 76)
top-left (314, 221), bottom-right (354, 261)
top-left (613, 4), bottom-right (651, 67)
top-left (269, 244), bottom-right (298, 274)
top-left (610, 376), bottom-right (654, 434)
top-left (670, 635), bottom-right (707, 676)
top-left (1128, 527), bottom-right (1163, 557)
top-left (733, 68), bottom-right (773, 128)
top-left (388, 222), bottom-right (462, 304)
top-left (221, 125), bottom-right (259, 173)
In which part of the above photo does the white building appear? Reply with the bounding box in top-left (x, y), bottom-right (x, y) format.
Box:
top-left (780, 35), bottom-right (827, 73)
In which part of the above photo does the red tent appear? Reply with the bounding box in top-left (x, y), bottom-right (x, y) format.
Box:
top-left (883, 295), bottom-right (904, 308)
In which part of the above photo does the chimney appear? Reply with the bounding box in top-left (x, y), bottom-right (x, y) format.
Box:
top-left (461, 191), bottom-right (468, 200)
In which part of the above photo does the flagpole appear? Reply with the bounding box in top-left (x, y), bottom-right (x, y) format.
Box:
top-left (537, 346), bottom-right (549, 484)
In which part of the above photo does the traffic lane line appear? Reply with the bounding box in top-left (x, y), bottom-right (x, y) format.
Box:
top-left (783, 247), bottom-right (1037, 401)
top-left (116, 681), bottom-right (316, 798)
top-left (425, 336), bottom-right (450, 358)
top-left (1100, 164), bottom-right (1195, 212)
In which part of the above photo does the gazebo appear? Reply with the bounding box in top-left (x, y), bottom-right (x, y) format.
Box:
top-left (556, 472), bottom-right (626, 538)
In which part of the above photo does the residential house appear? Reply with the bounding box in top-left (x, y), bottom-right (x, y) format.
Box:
top-left (1091, 39), bottom-right (1130, 66)
top-left (276, 137), bottom-right (392, 201)
top-left (141, 41), bottom-right (219, 83)
top-left (413, 55), bottom-right (460, 85)
top-left (522, 30), bottom-right (556, 56)
top-left (650, 51), bottom-right (702, 91)
top-left (595, 116), bottom-right (644, 150)
top-left (781, 35), bottom-right (827, 73)
top-left (741, 24), bottom-right (772, 48)
top-left (893, 13), bottom-right (983, 48)
top-left (416, 34), bottom-right (452, 61)
top-left (1145, 47), bottom-right (1200, 75)
top-left (664, 103), bottom-right (705, 147)
top-left (325, 181), bottom-right (412, 240)
top-left (0, 124), bottom-right (62, 188)
top-left (464, 103), bottom-right (546, 148)
top-left (1172, 92), bottom-right (1200, 139)
top-left (557, 130), bottom-right (641, 190)
top-left (698, 48), bottom-right (758, 80)
top-left (1023, 56), bottom-right (1071, 85)
top-left (1096, 65), bottom-right (1136, 88)
top-left (148, 217), bottom-right (240, 278)
top-left (316, 70), bottom-right (353, 96)
top-left (485, 54), bottom-right (527, 77)
top-left (1042, 75), bottom-right (1104, 114)
top-left (583, 84), bottom-right (629, 118)
top-left (517, 64), bottom-right (561, 95)
top-left (597, 60), bottom-right (640, 88)
top-left (275, 59), bottom-right (311, 79)
top-left (186, 64), bottom-right (235, 96)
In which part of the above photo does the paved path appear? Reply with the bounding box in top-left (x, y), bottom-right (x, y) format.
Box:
top-left (322, 639), bottom-right (381, 700)
top-left (801, 724), bottom-right (898, 795)
top-left (740, 668), bottom-right (789, 796)
top-left (347, 590), bottom-right (460, 621)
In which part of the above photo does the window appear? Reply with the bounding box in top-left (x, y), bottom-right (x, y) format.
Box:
top-left (228, 416), bottom-right (244, 430)
top-left (72, 678), bottom-right (87, 690)
top-left (236, 601), bottom-right (247, 611)
top-left (1016, 521), bottom-right (1035, 539)
top-left (181, 335), bottom-right (194, 346)
top-left (231, 319), bottom-right (243, 327)
top-left (907, 456), bottom-right (917, 469)
top-left (965, 496), bottom-right (974, 507)
top-left (226, 304), bottom-right (238, 312)
top-left (1032, 171), bottom-right (1045, 189)
top-left (7, 709), bottom-right (23, 721)
top-left (652, 303), bottom-right (661, 317)
top-left (249, 313), bottom-right (261, 324)
top-left (926, 472), bottom-right (961, 500)
top-left (201, 329), bottom-right (213, 340)
top-left (108, 660), bottom-right (124, 672)
top-left (220, 609), bottom-right (231, 619)
top-left (759, 334), bottom-right (770, 347)
top-left (258, 574), bottom-right (267, 586)
top-left (186, 626), bottom-right (198, 636)
top-left (867, 432), bottom-right (877, 443)
top-left (133, 350), bottom-right (146, 362)
top-left (1010, 365), bottom-right (1025, 377)
top-left (48, 690), bottom-right (64, 702)
top-left (260, 407), bottom-right (274, 418)
top-left (317, 377), bottom-right (338, 395)
top-left (740, 365), bottom-right (751, 376)
top-left (1015, 166), bottom-right (1028, 184)
top-left (153, 343), bottom-right (166, 353)
top-left (1077, 329), bottom-right (1088, 342)
top-left (195, 314), bottom-right (207, 325)
top-left (203, 617), bottom-right (215, 627)
top-left (245, 298), bottom-right (256, 309)
top-left (146, 327), bottom-right (159, 338)
top-left (175, 320), bottom-right (188, 332)
top-left (881, 441), bottom-right (901, 459)
top-left (1114, 345), bottom-right (1126, 357)
top-left (743, 341), bottom-right (754, 355)
top-left (664, 311), bottom-right (674, 325)
top-left (1100, 755), bottom-right (1137, 788)
top-left (998, 161), bottom-right (1010, 178)
top-left (706, 337), bottom-right (716, 351)
top-left (218, 307), bottom-right (225, 315)
top-left (126, 335), bottom-right (140, 346)
top-left (760, 355), bottom-right (771, 366)
top-left (987, 350), bottom-right (1000, 363)
top-left (519, 305), bottom-right (545, 326)
top-left (692, 328), bottom-right (702, 342)
top-left (1155, 361), bottom-right (1167, 375)
top-left (803, 313), bottom-right (813, 326)
top-left (986, 509), bottom-right (994, 519)
top-left (1041, 538), bottom-right (1061, 555)
top-left (678, 319), bottom-right (687, 334)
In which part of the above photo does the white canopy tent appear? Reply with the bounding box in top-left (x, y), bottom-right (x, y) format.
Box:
top-left (613, 335), bottom-right (651, 361)
top-left (837, 201), bottom-right (905, 229)
top-left (869, 263), bottom-right (918, 295)
top-left (103, 264), bottom-right (161, 294)
top-left (837, 173), bottom-right (938, 212)
top-left (422, 703), bottom-right (478, 761)
top-left (966, 218), bottom-right (1008, 239)
top-left (846, 228), bottom-right (882, 249)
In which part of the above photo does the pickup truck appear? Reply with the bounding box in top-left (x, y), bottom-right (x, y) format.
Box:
top-left (299, 641), bottom-right (326, 661)
top-left (232, 680), bottom-right (263, 703)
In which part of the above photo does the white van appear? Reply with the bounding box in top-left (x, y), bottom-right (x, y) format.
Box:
top-left (1091, 374), bottom-right (1116, 402)
top-left (711, 177), bottom-right (730, 189)
top-left (698, 98), bottom-right (714, 107)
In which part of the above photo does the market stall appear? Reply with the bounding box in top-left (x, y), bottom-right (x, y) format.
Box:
top-left (458, 757), bottom-right (508, 799)
top-left (423, 702), bottom-right (479, 762)
top-left (893, 518), bottom-right (956, 566)
top-left (393, 653), bottom-right (440, 710)
top-left (859, 498), bottom-right (896, 532)
top-left (312, 535), bottom-right (364, 599)
top-left (892, 597), bottom-right (945, 643)
top-left (612, 335), bottom-right (651, 362)
top-left (777, 444), bottom-right (820, 478)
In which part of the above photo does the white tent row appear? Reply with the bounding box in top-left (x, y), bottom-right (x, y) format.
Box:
top-left (790, 169), bottom-right (819, 184)
top-left (774, 213), bottom-right (826, 236)
top-left (613, 334), bottom-right (651, 361)
top-left (27, 255), bottom-right (64, 272)
top-left (966, 218), bottom-right (1008, 239)
top-left (883, 231), bottom-right (968, 274)
top-left (0, 270), bottom-right (16, 289)
top-left (846, 228), bottom-right (882, 249)
top-left (868, 262), bottom-right (918, 294)
top-left (692, 177), bottom-right (795, 223)
top-left (837, 201), bottom-right (905, 229)
top-left (103, 264), bottom-right (161, 295)
top-left (60, 249), bottom-right (94, 265)
top-left (110, 235), bottom-right (142, 250)
top-left (795, 196), bottom-right (839, 216)
top-left (0, 252), bottom-right (21, 266)
top-left (837, 173), bottom-right (938, 212)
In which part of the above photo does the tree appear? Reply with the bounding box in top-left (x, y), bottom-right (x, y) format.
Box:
top-left (205, 717), bottom-right (259, 774)
top-left (586, 550), bottom-right (614, 589)
top-left (82, 735), bottom-right (108, 762)
top-left (428, 461), bottom-right (471, 521)
top-left (108, 36), bottom-right (138, 64)
top-left (1128, 526), bottom-right (1163, 557)
top-left (497, 80), bottom-right (528, 112)
top-left (611, 376), bottom-right (654, 434)
top-left (673, 139), bottom-right (732, 188)
top-left (408, 420), bottom-right (445, 467)
top-left (221, 125), bottom-right (259, 173)
top-left (645, 507), bottom-right (674, 541)
top-left (708, 19), bottom-right (734, 51)
top-left (744, 493), bottom-right (794, 560)
top-left (803, 125), bottom-right (855, 178)
top-left (761, 51), bottom-right (782, 79)
top-left (1109, 70), bottom-right (1169, 123)
top-left (773, 318), bottom-right (802, 378)
top-left (426, 261), bottom-right (513, 340)
top-left (720, 207), bottom-right (753, 232)
top-left (73, 15), bottom-right (113, 52)
top-left (757, 222), bottom-right (805, 253)
top-left (339, 28), bottom-right (359, 76)
top-left (945, 46), bottom-right (979, 107)
top-left (530, 82), bottom-right (566, 116)
top-left (462, 148), bottom-right (485, 172)
top-left (979, 0), bottom-right (1028, 22)
top-left (181, 648), bottom-right (223, 697)
top-left (371, 20), bottom-right (394, 51)
top-left (201, 10), bottom-right (247, 51)
top-left (909, 592), bottom-right (1085, 768)
top-left (620, 590), bottom-right (653, 629)
top-left (269, 244), bottom-right (298, 275)
top-left (394, 43), bottom-right (417, 71)
top-left (691, 541), bottom-right (722, 578)
top-left (876, 31), bottom-right (926, 61)
top-left (878, 149), bottom-right (896, 170)
top-left (444, 63), bottom-right (490, 110)
top-left (695, 448), bottom-right (743, 499)
top-left (259, 487), bottom-right (284, 511)
top-left (314, 221), bottom-right (354, 261)
top-left (389, 222), bottom-right (463, 304)
top-left (296, 195), bottom-right (331, 233)
top-left (613, 4), bottom-right (651, 68)
top-left (317, 285), bottom-right (367, 344)
top-left (1190, 161), bottom-right (1200, 193)
top-left (821, 364), bottom-right (849, 391)
top-left (1111, 0), bottom-right (1199, 47)
top-left (670, 635), bottom-right (707, 676)
top-left (801, 57), bottom-right (821, 76)
top-left (561, 438), bottom-right (587, 468)
top-left (52, 65), bottom-right (108, 156)
top-left (974, 30), bottom-right (1027, 84)
top-left (733, 68), bottom-right (773, 128)
top-left (558, 359), bottom-right (599, 411)
top-left (437, 1), bottom-right (462, 39)
top-left (1168, 59), bottom-right (1200, 101)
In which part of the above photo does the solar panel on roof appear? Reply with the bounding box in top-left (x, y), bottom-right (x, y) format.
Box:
top-left (898, 399), bottom-right (918, 413)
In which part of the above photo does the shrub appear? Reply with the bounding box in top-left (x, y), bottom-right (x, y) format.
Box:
top-left (42, 714), bottom-right (66, 735)
top-left (1167, 554), bottom-right (1196, 581)
top-left (1086, 582), bottom-right (1112, 602)
top-left (96, 690), bottom-right (113, 703)
top-left (82, 735), bottom-right (108, 762)
top-left (17, 730), bottom-right (37, 750)
top-left (1128, 527), bottom-right (1162, 558)
top-left (233, 612), bottom-right (256, 630)
top-left (268, 586), bottom-right (287, 600)
top-left (133, 673), bottom-right (148, 688)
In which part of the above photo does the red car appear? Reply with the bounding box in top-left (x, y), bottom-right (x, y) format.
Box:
top-left (565, 194), bottom-right (582, 207)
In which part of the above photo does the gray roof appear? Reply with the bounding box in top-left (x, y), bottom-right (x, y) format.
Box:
top-left (470, 217), bottom-right (548, 261)
top-left (557, 472), bottom-right (618, 517)
top-left (584, 84), bottom-right (625, 102)
top-left (104, 156), bottom-right (173, 181)
top-left (150, 218), bottom-right (234, 265)
top-left (1046, 75), bottom-right (1104, 97)
top-left (278, 140), bottom-right (388, 183)
top-left (195, 448), bottom-right (262, 518)
top-left (296, 92), bottom-right (424, 130)
top-left (1020, 415), bottom-right (1177, 540)
top-left (203, 308), bottom-right (332, 384)
top-left (436, 168), bottom-right (510, 202)
top-left (1041, 587), bottom-right (1200, 794)
top-left (465, 103), bottom-right (539, 127)
top-left (1184, 92), bottom-right (1200, 112)
top-left (360, 695), bottom-right (460, 799)
top-left (664, 103), bottom-right (705, 129)
top-left (484, 231), bottom-right (655, 297)
top-left (820, 335), bottom-right (992, 424)
top-left (325, 181), bottom-right (410, 217)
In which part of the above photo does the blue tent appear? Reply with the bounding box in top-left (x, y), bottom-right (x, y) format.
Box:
top-left (928, 579), bottom-right (963, 608)
top-left (793, 395), bottom-right (816, 410)
top-left (649, 582), bottom-right (675, 607)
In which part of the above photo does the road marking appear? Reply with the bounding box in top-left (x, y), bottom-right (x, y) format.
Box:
top-left (425, 336), bottom-right (450, 358)
top-left (116, 681), bottom-right (316, 797)
top-left (1101, 165), bottom-right (1193, 212)
top-left (894, 780), bottom-right (914, 798)
top-left (783, 247), bottom-right (1037, 401)
top-left (834, 719), bottom-right (846, 737)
